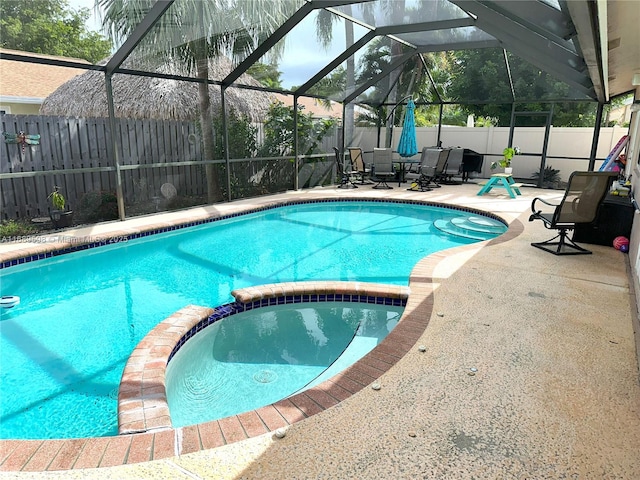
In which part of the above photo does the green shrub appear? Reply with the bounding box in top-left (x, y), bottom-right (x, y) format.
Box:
top-left (258, 101), bottom-right (337, 158)
top-left (531, 166), bottom-right (562, 188)
top-left (0, 219), bottom-right (37, 239)
top-left (211, 109), bottom-right (258, 160)
top-left (77, 191), bottom-right (119, 223)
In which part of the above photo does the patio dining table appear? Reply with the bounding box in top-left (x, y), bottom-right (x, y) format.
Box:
top-left (395, 158), bottom-right (421, 186)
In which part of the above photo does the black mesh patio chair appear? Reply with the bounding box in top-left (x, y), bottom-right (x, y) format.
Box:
top-left (334, 147), bottom-right (358, 188)
top-left (529, 171), bottom-right (617, 255)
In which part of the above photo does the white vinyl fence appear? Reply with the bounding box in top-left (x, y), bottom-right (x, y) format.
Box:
top-left (353, 125), bottom-right (629, 182)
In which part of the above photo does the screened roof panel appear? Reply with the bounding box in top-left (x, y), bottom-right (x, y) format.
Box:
top-left (303, 32), bottom-right (392, 101)
top-left (353, 60), bottom-right (417, 106)
top-left (480, 0), bottom-right (578, 53)
top-left (334, 0), bottom-right (470, 29)
top-left (395, 26), bottom-right (495, 47)
top-left (341, 36), bottom-right (414, 104)
top-left (5, 0), bottom-right (607, 117)
top-left (120, 0), bottom-right (306, 80)
top-left (444, 48), bottom-right (514, 104)
top-left (507, 52), bottom-right (593, 102)
top-left (231, 8), bottom-right (370, 91)
top-left (97, 0), bottom-right (600, 105)
top-left (448, 1), bottom-right (589, 91)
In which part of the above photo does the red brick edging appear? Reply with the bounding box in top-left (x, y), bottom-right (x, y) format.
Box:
top-left (117, 281), bottom-right (410, 435)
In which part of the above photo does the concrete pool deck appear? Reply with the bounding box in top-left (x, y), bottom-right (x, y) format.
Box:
top-left (1, 182), bottom-right (639, 479)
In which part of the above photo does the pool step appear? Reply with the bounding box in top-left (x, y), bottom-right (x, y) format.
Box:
top-left (434, 216), bottom-right (507, 241)
top-left (452, 216), bottom-right (506, 233)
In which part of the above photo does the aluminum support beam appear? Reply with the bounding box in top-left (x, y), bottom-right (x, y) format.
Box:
top-left (222, 3), bottom-right (314, 86)
top-left (105, 0), bottom-right (175, 74)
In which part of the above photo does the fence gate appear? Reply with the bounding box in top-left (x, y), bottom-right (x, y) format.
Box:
top-left (508, 108), bottom-right (553, 188)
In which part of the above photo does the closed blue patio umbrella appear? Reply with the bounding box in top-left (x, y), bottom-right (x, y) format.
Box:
top-left (396, 98), bottom-right (418, 158)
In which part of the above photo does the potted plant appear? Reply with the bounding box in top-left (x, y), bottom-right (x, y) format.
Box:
top-left (48, 186), bottom-right (74, 229)
top-left (491, 146), bottom-right (521, 174)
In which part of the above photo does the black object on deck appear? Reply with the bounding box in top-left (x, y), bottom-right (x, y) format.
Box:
top-left (461, 149), bottom-right (484, 182)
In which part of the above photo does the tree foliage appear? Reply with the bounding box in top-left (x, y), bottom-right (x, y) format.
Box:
top-left (308, 67), bottom-right (346, 100)
top-left (311, 37), bottom-right (600, 128)
top-left (211, 109), bottom-right (258, 160)
top-left (258, 101), bottom-right (337, 158)
top-left (448, 49), bottom-right (599, 127)
top-left (0, 0), bottom-right (111, 63)
top-left (246, 62), bottom-right (283, 90)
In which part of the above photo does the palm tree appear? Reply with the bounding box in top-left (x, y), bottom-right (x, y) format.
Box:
top-left (98, 0), bottom-right (296, 202)
top-left (315, 6), bottom-right (356, 146)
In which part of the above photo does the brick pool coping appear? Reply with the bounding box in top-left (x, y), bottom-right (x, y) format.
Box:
top-left (0, 199), bottom-right (523, 472)
top-left (118, 281), bottom-right (411, 435)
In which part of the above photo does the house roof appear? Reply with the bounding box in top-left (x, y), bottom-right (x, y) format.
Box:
top-left (0, 49), bottom-right (90, 101)
top-left (273, 93), bottom-right (341, 119)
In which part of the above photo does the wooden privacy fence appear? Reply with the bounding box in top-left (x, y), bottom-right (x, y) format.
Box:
top-left (1, 115), bottom-right (341, 221)
top-left (1, 114), bottom-right (203, 220)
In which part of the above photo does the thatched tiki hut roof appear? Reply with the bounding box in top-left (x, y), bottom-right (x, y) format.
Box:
top-left (40, 56), bottom-right (274, 122)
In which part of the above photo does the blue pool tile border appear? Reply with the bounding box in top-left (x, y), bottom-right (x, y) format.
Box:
top-left (167, 293), bottom-right (408, 363)
top-left (0, 198), bottom-right (507, 269)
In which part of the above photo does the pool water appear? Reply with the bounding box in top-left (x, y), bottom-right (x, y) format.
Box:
top-left (166, 302), bottom-right (403, 427)
top-left (0, 200), bottom-right (505, 439)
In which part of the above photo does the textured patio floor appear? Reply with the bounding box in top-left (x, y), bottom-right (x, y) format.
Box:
top-left (1, 182), bottom-right (639, 479)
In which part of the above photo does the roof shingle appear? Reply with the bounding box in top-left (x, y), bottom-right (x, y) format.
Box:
top-left (0, 49), bottom-right (91, 99)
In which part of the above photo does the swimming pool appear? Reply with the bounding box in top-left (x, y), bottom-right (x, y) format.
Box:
top-left (0, 199), bottom-right (507, 439)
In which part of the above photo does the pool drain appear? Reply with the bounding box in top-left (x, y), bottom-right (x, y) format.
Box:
top-left (253, 370), bottom-right (277, 383)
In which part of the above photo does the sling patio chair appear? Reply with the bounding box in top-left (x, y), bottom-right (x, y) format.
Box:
top-left (371, 148), bottom-right (396, 189)
top-left (405, 147), bottom-right (440, 191)
top-left (333, 147), bottom-right (358, 188)
top-left (429, 148), bottom-right (450, 188)
top-left (528, 171), bottom-right (617, 255)
top-left (439, 147), bottom-right (464, 184)
top-left (347, 147), bottom-right (373, 184)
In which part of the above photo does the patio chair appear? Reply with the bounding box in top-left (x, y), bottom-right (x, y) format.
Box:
top-left (528, 171), bottom-right (617, 255)
top-left (333, 147), bottom-right (358, 188)
top-left (347, 147), bottom-right (372, 184)
top-left (440, 147), bottom-right (464, 184)
top-left (429, 148), bottom-right (450, 187)
top-left (405, 147), bottom-right (440, 191)
top-left (371, 148), bottom-right (396, 189)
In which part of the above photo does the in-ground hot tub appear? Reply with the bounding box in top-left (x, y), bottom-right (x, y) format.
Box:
top-left (117, 281), bottom-right (410, 435)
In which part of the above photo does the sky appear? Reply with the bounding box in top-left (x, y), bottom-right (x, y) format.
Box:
top-left (68, 0), bottom-right (101, 32)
